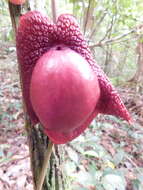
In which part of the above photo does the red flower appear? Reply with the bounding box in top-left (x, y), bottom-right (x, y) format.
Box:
top-left (16, 11), bottom-right (131, 144)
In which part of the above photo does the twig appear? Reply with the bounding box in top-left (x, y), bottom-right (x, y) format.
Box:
top-left (36, 141), bottom-right (54, 190)
top-left (90, 28), bottom-right (136, 48)
top-left (0, 178), bottom-right (11, 188)
top-left (83, 0), bottom-right (91, 34)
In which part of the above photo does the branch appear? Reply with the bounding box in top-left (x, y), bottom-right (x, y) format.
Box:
top-left (99, 14), bottom-right (116, 44)
top-left (83, 0), bottom-right (91, 34)
top-left (89, 8), bottom-right (108, 40)
top-left (90, 28), bottom-right (136, 48)
top-left (51, 0), bottom-right (57, 23)
top-left (88, 0), bottom-right (117, 40)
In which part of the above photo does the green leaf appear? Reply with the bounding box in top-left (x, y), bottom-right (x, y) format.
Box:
top-left (102, 174), bottom-right (126, 190)
top-left (113, 150), bottom-right (125, 165)
top-left (64, 160), bottom-right (77, 176)
top-left (67, 147), bottom-right (79, 164)
top-left (74, 171), bottom-right (95, 187)
top-left (132, 179), bottom-right (142, 190)
top-left (84, 150), bottom-right (99, 158)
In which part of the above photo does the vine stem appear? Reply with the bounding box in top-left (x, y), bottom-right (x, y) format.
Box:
top-left (37, 1), bottom-right (57, 189)
top-left (36, 141), bottom-right (54, 190)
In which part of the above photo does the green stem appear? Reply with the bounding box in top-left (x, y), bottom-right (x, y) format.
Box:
top-left (36, 141), bottom-right (54, 190)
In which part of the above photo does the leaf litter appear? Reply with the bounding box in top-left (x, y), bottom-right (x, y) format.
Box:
top-left (0, 42), bottom-right (143, 190)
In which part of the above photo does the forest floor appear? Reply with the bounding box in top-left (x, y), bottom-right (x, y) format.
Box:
top-left (0, 42), bottom-right (143, 190)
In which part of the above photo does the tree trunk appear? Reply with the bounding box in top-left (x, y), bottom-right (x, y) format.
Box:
top-left (8, 2), bottom-right (65, 190)
top-left (132, 38), bottom-right (143, 83)
top-left (128, 36), bottom-right (143, 93)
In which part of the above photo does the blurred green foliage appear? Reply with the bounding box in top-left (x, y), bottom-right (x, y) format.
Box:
top-left (0, 0), bottom-right (13, 41)
top-left (1, 0), bottom-right (142, 83)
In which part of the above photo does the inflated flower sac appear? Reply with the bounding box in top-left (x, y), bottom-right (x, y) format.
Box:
top-left (16, 11), bottom-right (131, 144)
